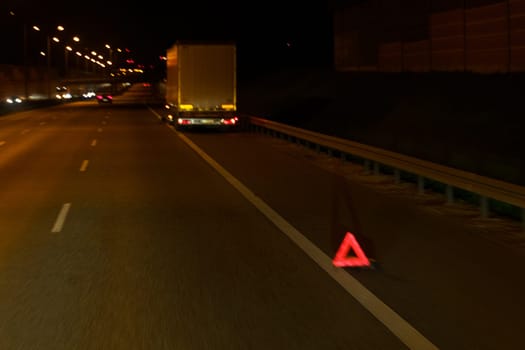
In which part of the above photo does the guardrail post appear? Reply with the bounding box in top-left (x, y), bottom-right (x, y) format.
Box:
top-left (364, 159), bottom-right (371, 174)
top-left (248, 118), bottom-right (524, 231)
top-left (418, 175), bottom-right (425, 194)
top-left (394, 169), bottom-right (401, 184)
top-left (521, 208), bottom-right (525, 232)
top-left (373, 162), bottom-right (380, 175)
top-left (480, 196), bottom-right (489, 218)
top-left (446, 185), bottom-right (454, 204)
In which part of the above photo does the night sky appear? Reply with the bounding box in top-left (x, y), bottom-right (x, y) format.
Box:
top-left (1, 1), bottom-right (339, 72)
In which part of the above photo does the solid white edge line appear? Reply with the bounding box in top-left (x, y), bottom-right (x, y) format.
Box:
top-left (176, 131), bottom-right (439, 350)
top-left (51, 203), bottom-right (71, 233)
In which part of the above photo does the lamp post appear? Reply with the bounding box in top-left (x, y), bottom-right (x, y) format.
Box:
top-left (105, 44), bottom-right (113, 63)
top-left (105, 44), bottom-right (115, 78)
top-left (46, 35), bottom-right (51, 98)
top-left (74, 51), bottom-right (82, 72)
top-left (23, 22), bottom-right (29, 100)
top-left (7, 10), bottom-right (29, 100)
top-left (115, 47), bottom-right (122, 71)
top-left (33, 24), bottom-right (64, 99)
top-left (64, 46), bottom-right (71, 77)
top-left (64, 36), bottom-right (79, 78)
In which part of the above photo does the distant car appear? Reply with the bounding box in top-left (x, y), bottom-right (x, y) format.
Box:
top-left (83, 91), bottom-right (96, 99)
top-left (96, 94), bottom-right (113, 104)
top-left (56, 92), bottom-right (72, 100)
top-left (5, 96), bottom-right (23, 104)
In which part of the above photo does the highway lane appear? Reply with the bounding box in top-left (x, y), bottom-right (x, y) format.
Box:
top-left (1, 84), bottom-right (524, 349)
top-left (157, 113), bottom-right (525, 348)
top-left (182, 125), bottom-right (525, 350)
top-left (0, 94), bottom-right (409, 349)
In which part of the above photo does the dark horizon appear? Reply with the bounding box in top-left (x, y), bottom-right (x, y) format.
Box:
top-left (1, 2), bottom-right (336, 70)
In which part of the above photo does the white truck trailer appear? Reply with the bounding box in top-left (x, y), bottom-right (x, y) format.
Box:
top-left (164, 41), bottom-right (238, 130)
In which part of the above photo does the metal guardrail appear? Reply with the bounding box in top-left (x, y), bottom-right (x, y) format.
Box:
top-left (247, 116), bottom-right (525, 231)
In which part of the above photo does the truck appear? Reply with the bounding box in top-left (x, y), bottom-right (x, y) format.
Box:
top-left (163, 41), bottom-right (239, 130)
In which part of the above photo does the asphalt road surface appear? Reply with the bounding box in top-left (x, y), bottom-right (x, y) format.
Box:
top-left (0, 84), bottom-right (524, 350)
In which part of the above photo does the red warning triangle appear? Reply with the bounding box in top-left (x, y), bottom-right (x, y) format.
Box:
top-left (333, 232), bottom-right (371, 267)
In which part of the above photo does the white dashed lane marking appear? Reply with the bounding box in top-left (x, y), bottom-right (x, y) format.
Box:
top-left (51, 203), bottom-right (71, 233)
top-left (80, 160), bottom-right (89, 172)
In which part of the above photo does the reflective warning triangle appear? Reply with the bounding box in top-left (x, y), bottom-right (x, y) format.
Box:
top-left (332, 232), bottom-right (371, 267)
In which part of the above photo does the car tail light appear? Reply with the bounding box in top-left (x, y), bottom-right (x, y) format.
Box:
top-left (222, 117), bottom-right (238, 125)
